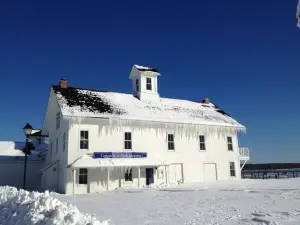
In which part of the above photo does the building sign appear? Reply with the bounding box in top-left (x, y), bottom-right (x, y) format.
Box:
top-left (93, 152), bottom-right (147, 159)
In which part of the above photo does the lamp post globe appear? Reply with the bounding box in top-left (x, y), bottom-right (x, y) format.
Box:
top-left (23, 123), bottom-right (33, 137)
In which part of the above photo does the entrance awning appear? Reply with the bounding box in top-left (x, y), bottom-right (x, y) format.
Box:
top-left (68, 154), bottom-right (169, 168)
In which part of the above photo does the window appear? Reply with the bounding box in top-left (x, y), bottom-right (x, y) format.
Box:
top-left (124, 132), bottom-right (132, 150)
top-left (63, 133), bottom-right (66, 152)
top-left (136, 79), bottom-right (139, 92)
top-left (227, 137), bottom-right (233, 151)
top-left (125, 168), bottom-right (133, 182)
top-left (56, 137), bottom-right (58, 153)
top-left (146, 77), bottom-right (152, 90)
top-left (229, 162), bottom-right (236, 177)
top-left (79, 168), bottom-right (88, 185)
top-left (56, 112), bottom-right (60, 130)
top-left (80, 131), bottom-right (89, 150)
top-left (199, 135), bottom-right (206, 151)
top-left (167, 134), bottom-right (175, 150)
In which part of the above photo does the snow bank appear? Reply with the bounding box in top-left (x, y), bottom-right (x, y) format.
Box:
top-left (144, 183), bottom-right (178, 189)
top-left (0, 186), bottom-right (109, 225)
top-left (114, 183), bottom-right (178, 191)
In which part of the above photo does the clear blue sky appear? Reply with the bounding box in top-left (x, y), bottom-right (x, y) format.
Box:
top-left (0, 0), bottom-right (299, 163)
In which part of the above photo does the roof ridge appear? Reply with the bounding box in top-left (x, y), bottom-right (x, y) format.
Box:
top-left (52, 85), bottom-right (108, 93)
top-left (53, 85), bottom-right (212, 105)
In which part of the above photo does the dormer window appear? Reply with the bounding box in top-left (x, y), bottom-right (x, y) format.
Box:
top-left (129, 64), bottom-right (161, 101)
top-left (136, 79), bottom-right (139, 92)
top-left (146, 78), bottom-right (152, 90)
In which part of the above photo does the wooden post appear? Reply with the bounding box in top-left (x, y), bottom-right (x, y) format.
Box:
top-left (181, 163), bottom-right (184, 183)
top-left (138, 167), bottom-right (141, 188)
top-left (73, 169), bottom-right (76, 195)
top-left (167, 166), bottom-right (170, 184)
top-left (165, 166), bottom-right (168, 185)
top-left (107, 168), bottom-right (110, 191)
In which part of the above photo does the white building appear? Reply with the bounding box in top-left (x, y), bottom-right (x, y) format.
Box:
top-left (41, 65), bottom-right (250, 195)
top-left (0, 131), bottom-right (48, 191)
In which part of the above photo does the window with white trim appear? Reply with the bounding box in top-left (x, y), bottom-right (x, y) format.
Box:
top-left (136, 79), bottom-right (139, 92)
top-left (229, 162), bottom-right (236, 177)
top-left (56, 137), bottom-right (58, 153)
top-left (199, 135), bottom-right (206, 151)
top-left (227, 137), bottom-right (233, 151)
top-left (124, 132), bottom-right (132, 150)
top-left (63, 133), bottom-right (66, 152)
top-left (167, 134), bottom-right (175, 150)
top-left (146, 77), bottom-right (152, 90)
top-left (125, 168), bottom-right (133, 182)
top-left (79, 168), bottom-right (88, 184)
top-left (56, 112), bottom-right (60, 130)
top-left (80, 131), bottom-right (89, 150)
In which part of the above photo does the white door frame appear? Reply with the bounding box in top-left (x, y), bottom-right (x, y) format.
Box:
top-left (203, 162), bottom-right (218, 181)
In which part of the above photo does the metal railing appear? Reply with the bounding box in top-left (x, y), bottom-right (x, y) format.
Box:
top-left (239, 147), bottom-right (250, 158)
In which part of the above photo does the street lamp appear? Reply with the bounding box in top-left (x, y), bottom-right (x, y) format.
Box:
top-left (23, 123), bottom-right (33, 190)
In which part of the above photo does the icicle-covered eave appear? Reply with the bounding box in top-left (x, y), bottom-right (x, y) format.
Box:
top-left (106, 117), bottom-right (246, 136)
top-left (65, 114), bottom-right (246, 139)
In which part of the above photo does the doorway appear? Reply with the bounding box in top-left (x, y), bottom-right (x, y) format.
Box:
top-left (146, 168), bottom-right (154, 185)
top-left (203, 163), bottom-right (217, 182)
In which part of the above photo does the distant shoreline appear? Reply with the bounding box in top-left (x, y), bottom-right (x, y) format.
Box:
top-left (243, 163), bottom-right (300, 170)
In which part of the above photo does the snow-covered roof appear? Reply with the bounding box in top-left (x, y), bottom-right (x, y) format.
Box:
top-left (30, 129), bottom-right (48, 137)
top-left (31, 129), bottom-right (41, 135)
top-left (53, 85), bottom-right (245, 129)
top-left (134, 64), bottom-right (159, 73)
top-left (0, 141), bottom-right (47, 161)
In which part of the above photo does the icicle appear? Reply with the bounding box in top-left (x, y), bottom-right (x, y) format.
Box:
top-left (105, 117), bottom-right (245, 140)
top-left (68, 115), bottom-right (245, 142)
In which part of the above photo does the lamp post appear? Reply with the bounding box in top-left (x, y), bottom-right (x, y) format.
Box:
top-left (23, 123), bottom-right (33, 190)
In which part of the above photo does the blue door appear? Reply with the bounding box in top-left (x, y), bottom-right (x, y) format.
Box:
top-left (146, 168), bottom-right (154, 185)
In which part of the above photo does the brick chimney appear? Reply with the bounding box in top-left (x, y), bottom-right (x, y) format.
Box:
top-left (202, 98), bottom-right (210, 104)
top-left (59, 78), bottom-right (67, 88)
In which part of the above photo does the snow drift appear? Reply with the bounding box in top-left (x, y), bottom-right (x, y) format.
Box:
top-left (0, 186), bottom-right (108, 225)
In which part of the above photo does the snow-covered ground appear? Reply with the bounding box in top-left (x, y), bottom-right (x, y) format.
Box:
top-left (0, 186), bottom-right (108, 225)
top-left (1, 179), bottom-right (300, 225)
top-left (56, 179), bottom-right (300, 225)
